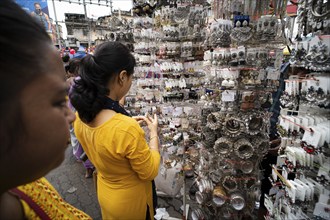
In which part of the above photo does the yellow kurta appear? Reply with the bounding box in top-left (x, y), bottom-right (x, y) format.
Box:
top-left (74, 113), bottom-right (161, 220)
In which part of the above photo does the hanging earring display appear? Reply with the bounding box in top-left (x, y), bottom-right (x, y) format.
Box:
top-left (126, 0), bottom-right (330, 219)
top-left (183, 0), bottom-right (286, 218)
top-left (230, 16), bottom-right (253, 43)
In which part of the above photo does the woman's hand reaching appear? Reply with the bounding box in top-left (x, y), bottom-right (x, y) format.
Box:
top-left (132, 113), bottom-right (158, 136)
top-left (133, 113), bottom-right (159, 151)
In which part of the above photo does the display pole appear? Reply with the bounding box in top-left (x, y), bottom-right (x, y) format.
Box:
top-left (82, 0), bottom-right (91, 49)
top-left (52, 0), bottom-right (62, 49)
top-left (110, 0), bottom-right (113, 14)
top-left (131, 0), bottom-right (134, 16)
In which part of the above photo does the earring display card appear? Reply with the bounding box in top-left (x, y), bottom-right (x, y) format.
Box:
top-left (267, 68), bottom-right (281, 80)
top-left (221, 90), bottom-right (236, 102)
top-left (273, 3), bottom-right (330, 218)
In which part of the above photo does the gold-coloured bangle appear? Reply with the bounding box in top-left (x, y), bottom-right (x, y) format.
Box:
top-left (212, 185), bottom-right (227, 207)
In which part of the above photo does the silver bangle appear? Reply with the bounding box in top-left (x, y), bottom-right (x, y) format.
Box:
top-left (245, 114), bottom-right (264, 135)
top-left (195, 191), bottom-right (211, 205)
top-left (234, 138), bottom-right (254, 159)
top-left (191, 208), bottom-right (206, 219)
top-left (206, 112), bottom-right (222, 131)
top-left (223, 117), bottom-right (245, 137)
top-left (254, 138), bottom-right (269, 155)
top-left (214, 137), bottom-right (233, 155)
top-left (240, 160), bottom-right (254, 174)
top-left (222, 176), bottom-right (238, 192)
top-left (230, 192), bottom-right (245, 211)
top-left (197, 179), bottom-right (214, 193)
top-left (218, 204), bottom-right (235, 219)
top-left (244, 177), bottom-right (257, 189)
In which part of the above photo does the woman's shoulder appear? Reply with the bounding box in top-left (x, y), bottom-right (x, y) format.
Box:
top-left (117, 114), bottom-right (141, 129)
top-left (74, 113), bottom-right (143, 136)
top-left (73, 112), bottom-right (82, 126)
top-left (116, 114), bottom-right (142, 133)
top-left (116, 114), bottom-right (136, 124)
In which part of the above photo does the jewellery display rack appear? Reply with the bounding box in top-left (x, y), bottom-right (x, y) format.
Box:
top-left (270, 71), bottom-right (330, 220)
top-left (152, 1), bottom-right (209, 210)
top-left (104, 15), bottom-right (134, 51)
top-left (125, 1), bottom-right (330, 219)
top-left (125, 1), bottom-right (210, 217)
top-left (267, 0), bottom-right (330, 219)
top-left (183, 1), bottom-right (291, 219)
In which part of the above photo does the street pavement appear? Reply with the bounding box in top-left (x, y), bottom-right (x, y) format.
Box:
top-left (46, 147), bottom-right (101, 219)
top-left (46, 147), bottom-right (182, 220)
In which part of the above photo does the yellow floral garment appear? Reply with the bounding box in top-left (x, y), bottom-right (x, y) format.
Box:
top-left (12, 177), bottom-right (92, 220)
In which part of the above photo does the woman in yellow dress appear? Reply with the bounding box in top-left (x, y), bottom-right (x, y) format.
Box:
top-left (0, 0), bottom-right (91, 219)
top-left (70, 42), bottom-right (161, 220)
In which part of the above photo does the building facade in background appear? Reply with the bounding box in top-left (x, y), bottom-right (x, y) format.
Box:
top-left (65, 10), bottom-right (133, 48)
top-left (15, 1), bottom-right (134, 49)
top-left (49, 18), bottom-right (63, 46)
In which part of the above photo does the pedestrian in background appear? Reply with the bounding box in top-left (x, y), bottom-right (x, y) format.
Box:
top-left (66, 58), bottom-right (80, 86)
top-left (66, 58), bottom-right (95, 178)
top-left (70, 42), bottom-right (160, 220)
top-left (62, 53), bottom-right (70, 70)
top-left (0, 1), bottom-right (91, 219)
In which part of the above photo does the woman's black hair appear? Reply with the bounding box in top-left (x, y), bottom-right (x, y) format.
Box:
top-left (0, 0), bottom-right (51, 155)
top-left (67, 58), bottom-right (81, 77)
top-left (70, 42), bottom-right (136, 123)
top-left (62, 54), bottom-right (70, 63)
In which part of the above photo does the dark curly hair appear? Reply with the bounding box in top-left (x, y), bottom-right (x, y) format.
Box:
top-left (62, 54), bottom-right (70, 63)
top-left (66, 58), bottom-right (81, 77)
top-left (69, 42), bottom-right (136, 123)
